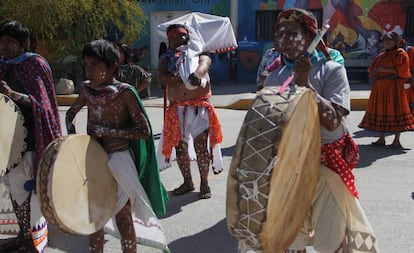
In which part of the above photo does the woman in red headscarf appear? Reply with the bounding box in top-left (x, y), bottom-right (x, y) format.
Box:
top-left (359, 31), bottom-right (414, 148)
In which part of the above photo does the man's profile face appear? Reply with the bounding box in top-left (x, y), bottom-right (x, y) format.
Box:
top-left (83, 56), bottom-right (117, 86)
top-left (168, 31), bottom-right (188, 49)
top-left (0, 35), bottom-right (25, 59)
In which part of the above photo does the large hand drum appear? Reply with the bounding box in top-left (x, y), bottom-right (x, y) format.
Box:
top-left (226, 86), bottom-right (321, 252)
top-left (37, 134), bottom-right (117, 235)
top-left (0, 94), bottom-right (27, 175)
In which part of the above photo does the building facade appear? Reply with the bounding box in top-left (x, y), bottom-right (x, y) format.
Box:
top-left (133, 0), bottom-right (414, 84)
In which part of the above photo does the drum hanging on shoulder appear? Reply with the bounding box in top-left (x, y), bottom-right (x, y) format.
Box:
top-left (37, 134), bottom-right (117, 235)
top-left (0, 94), bottom-right (27, 175)
top-left (226, 86), bottom-right (321, 253)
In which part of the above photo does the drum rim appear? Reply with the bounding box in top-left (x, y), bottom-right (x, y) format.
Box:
top-left (0, 93), bottom-right (27, 175)
top-left (226, 87), bottom-right (320, 251)
top-left (37, 134), bottom-right (118, 235)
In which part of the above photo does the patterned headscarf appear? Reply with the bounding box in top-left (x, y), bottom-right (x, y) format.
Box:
top-left (381, 31), bottom-right (399, 44)
top-left (275, 8), bottom-right (330, 59)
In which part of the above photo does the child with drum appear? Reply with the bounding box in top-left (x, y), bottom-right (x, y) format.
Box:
top-left (65, 39), bottom-right (168, 253)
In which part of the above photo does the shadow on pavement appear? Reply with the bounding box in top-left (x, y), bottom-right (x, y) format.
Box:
top-left (160, 192), bottom-right (201, 219)
top-left (353, 129), bottom-right (411, 168)
top-left (221, 145), bottom-right (235, 157)
top-left (356, 144), bottom-right (409, 168)
top-left (167, 219), bottom-right (238, 253)
top-left (47, 225), bottom-right (88, 252)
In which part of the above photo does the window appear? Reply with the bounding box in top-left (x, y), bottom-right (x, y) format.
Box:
top-left (256, 10), bottom-right (281, 40)
top-left (405, 7), bottom-right (414, 37)
top-left (256, 9), bottom-right (323, 41)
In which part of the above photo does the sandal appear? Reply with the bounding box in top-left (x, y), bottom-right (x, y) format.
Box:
top-left (172, 182), bottom-right (194, 196)
top-left (387, 143), bottom-right (402, 149)
top-left (0, 237), bottom-right (24, 252)
top-left (200, 185), bottom-right (211, 199)
top-left (0, 236), bottom-right (36, 253)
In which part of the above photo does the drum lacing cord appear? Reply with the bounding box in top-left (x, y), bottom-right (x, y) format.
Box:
top-left (238, 156), bottom-right (275, 202)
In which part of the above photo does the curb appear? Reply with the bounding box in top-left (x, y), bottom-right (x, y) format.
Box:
top-left (56, 95), bottom-right (78, 106)
top-left (57, 95), bottom-right (368, 111)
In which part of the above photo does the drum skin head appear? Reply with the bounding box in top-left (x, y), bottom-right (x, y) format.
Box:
top-left (260, 89), bottom-right (320, 252)
top-left (226, 87), bottom-right (320, 252)
top-left (0, 94), bottom-right (27, 175)
top-left (37, 134), bottom-right (117, 235)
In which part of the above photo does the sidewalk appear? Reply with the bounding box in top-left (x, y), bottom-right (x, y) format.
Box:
top-left (56, 82), bottom-right (371, 110)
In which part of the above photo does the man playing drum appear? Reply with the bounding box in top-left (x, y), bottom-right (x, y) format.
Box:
top-left (66, 39), bottom-right (168, 253)
top-left (158, 24), bottom-right (223, 199)
top-left (0, 20), bottom-right (62, 252)
top-left (258, 8), bottom-right (378, 253)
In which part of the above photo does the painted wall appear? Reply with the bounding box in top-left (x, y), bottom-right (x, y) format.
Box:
top-left (134, 0), bottom-right (410, 84)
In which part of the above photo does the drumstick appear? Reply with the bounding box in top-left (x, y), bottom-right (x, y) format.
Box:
top-left (278, 23), bottom-right (330, 94)
top-left (304, 23), bottom-right (330, 57)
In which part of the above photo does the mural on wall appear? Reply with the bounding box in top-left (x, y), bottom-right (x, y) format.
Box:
top-left (236, 1), bottom-right (265, 83)
top-left (326, 0), bottom-right (406, 59)
top-left (130, 0), bottom-right (409, 84)
top-left (257, 0), bottom-right (407, 60)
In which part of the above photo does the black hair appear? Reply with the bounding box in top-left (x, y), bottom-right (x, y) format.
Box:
top-left (0, 20), bottom-right (30, 50)
top-left (159, 42), bottom-right (168, 58)
top-left (116, 42), bottom-right (130, 64)
top-left (82, 39), bottom-right (119, 68)
top-left (166, 24), bottom-right (189, 43)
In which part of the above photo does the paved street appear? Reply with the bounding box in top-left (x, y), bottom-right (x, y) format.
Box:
top-left (2, 84), bottom-right (414, 252)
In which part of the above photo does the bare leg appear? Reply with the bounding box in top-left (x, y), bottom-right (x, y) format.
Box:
top-left (372, 133), bottom-right (385, 145)
top-left (173, 140), bottom-right (195, 195)
top-left (89, 229), bottom-right (104, 253)
top-left (115, 201), bottom-right (136, 253)
top-left (390, 132), bottom-right (401, 146)
top-left (194, 131), bottom-right (211, 199)
top-left (12, 194), bottom-right (32, 239)
top-left (0, 194), bottom-right (37, 252)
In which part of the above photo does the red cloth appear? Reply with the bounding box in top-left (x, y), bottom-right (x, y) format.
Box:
top-left (162, 95), bottom-right (222, 159)
top-left (321, 133), bottom-right (360, 198)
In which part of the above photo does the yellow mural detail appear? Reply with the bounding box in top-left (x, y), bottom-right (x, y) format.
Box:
top-left (330, 23), bottom-right (358, 45)
top-left (358, 16), bottom-right (382, 33)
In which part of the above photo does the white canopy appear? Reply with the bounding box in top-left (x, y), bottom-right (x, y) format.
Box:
top-left (157, 12), bottom-right (237, 57)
